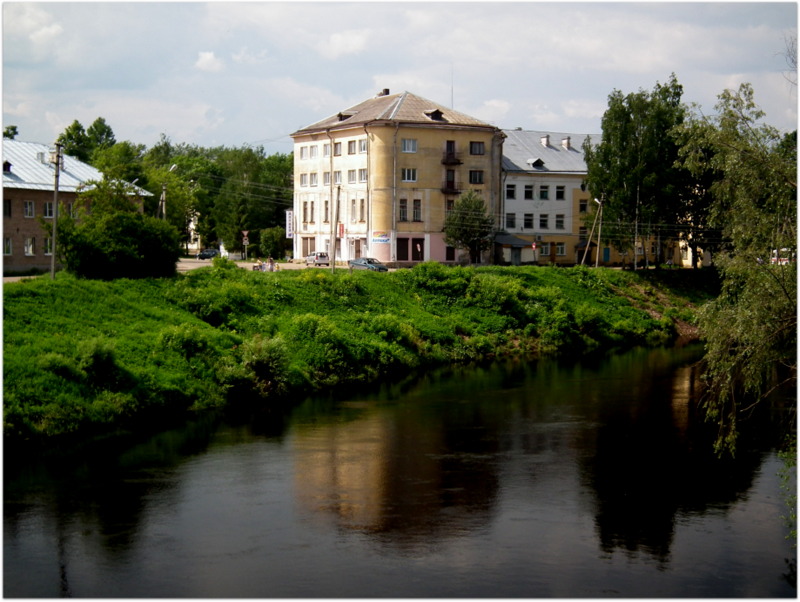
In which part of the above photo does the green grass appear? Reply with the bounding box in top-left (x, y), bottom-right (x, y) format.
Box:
top-left (4, 260), bottom-right (717, 443)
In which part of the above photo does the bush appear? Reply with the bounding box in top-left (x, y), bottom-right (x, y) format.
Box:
top-left (59, 211), bottom-right (181, 279)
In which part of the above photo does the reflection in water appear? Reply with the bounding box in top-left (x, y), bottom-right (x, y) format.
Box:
top-left (4, 346), bottom-right (795, 597)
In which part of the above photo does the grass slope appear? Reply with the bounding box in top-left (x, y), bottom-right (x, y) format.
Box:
top-left (4, 259), bottom-right (717, 443)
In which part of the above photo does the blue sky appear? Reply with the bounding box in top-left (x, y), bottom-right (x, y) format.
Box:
top-left (3, 2), bottom-right (797, 155)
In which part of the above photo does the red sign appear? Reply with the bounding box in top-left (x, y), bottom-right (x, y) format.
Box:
top-left (532, 242), bottom-right (537, 250)
top-left (242, 230), bottom-right (249, 237)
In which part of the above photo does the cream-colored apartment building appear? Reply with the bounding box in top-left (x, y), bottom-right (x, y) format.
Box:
top-left (291, 90), bottom-right (504, 266)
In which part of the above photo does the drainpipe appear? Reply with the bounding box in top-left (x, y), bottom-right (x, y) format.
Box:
top-left (326, 129), bottom-right (334, 258)
top-left (392, 122), bottom-right (399, 263)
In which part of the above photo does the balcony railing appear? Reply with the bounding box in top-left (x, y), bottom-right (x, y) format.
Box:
top-left (441, 180), bottom-right (461, 195)
top-left (441, 152), bottom-right (463, 165)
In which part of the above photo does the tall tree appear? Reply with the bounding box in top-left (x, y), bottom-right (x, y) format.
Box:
top-left (443, 190), bottom-right (494, 264)
top-left (678, 83), bottom-right (796, 454)
top-left (4, 125), bottom-right (18, 139)
top-left (57, 120), bottom-right (91, 162)
top-left (86, 117), bottom-right (116, 155)
top-left (583, 74), bottom-right (690, 266)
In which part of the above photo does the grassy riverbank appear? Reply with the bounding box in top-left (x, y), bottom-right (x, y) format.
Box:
top-left (4, 260), bottom-right (718, 444)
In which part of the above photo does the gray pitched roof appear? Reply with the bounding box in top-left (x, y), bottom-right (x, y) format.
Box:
top-left (502, 129), bottom-right (600, 174)
top-left (293, 90), bottom-right (497, 135)
top-left (2, 139), bottom-right (150, 195)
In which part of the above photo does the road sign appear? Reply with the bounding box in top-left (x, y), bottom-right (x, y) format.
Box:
top-left (242, 237), bottom-right (249, 245)
top-left (242, 230), bottom-right (249, 237)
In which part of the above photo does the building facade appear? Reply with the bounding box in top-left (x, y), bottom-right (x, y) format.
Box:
top-left (291, 90), bottom-right (504, 266)
top-left (3, 139), bottom-right (148, 273)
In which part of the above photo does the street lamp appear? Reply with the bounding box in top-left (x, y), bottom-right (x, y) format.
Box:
top-left (158, 164), bottom-right (177, 220)
top-left (50, 142), bottom-right (63, 280)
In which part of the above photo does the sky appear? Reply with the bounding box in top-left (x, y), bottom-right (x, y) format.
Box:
top-left (3, 1), bottom-right (797, 156)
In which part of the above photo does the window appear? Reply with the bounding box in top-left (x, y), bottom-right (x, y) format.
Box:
top-left (524, 185), bottom-right (534, 200)
top-left (539, 186), bottom-right (549, 200)
top-left (470, 141), bottom-right (485, 155)
top-left (401, 168), bottom-right (417, 182)
top-left (556, 242), bottom-right (566, 256)
top-left (334, 171), bottom-right (342, 185)
top-left (359, 139), bottom-right (367, 153)
top-left (303, 201), bottom-right (309, 223)
top-left (300, 173), bottom-right (308, 187)
top-left (351, 198), bottom-right (357, 222)
top-left (579, 227), bottom-right (588, 240)
top-left (348, 170), bottom-right (356, 184)
top-left (506, 184), bottom-right (516, 199)
top-left (413, 199), bottom-right (422, 222)
top-left (540, 242), bottom-right (551, 255)
top-left (556, 185), bottom-right (565, 200)
top-left (43, 202), bottom-right (54, 218)
top-left (44, 237), bottom-right (53, 256)
top-left (324, 200), bottom-right (330, 222)
top-left (469, 170), bottom-right (484, 185)
top-left (309, 145), bottom-right (318, 159)
top-left (506, 213), bottom-right (516, 228)
top-left (24, 201), bottom-right (34, 218)
top-left (399, 199), bottom-right (408, 222)
top-left (412, 238), bottom-right (424, 261)
top-left (358, 168), bottom-right (367, 183)
top-left (579, 199), bottom-right (588, 213)
top-left (323, 143), bottom-right (331, 157)
top-left (445, 198), bottom-right (455, 214)
top-left (323, 172), bottom-right (331, 186)
top-left (299, 146), bottom-right (308, 160)
top-left (539, 214), bottom-right (549, 229)
top-left (309, 173), bottom-right (318, 187)
top-left (524, 213), bottom-right (533, 229)
top-left (446, 246), bottom-right (455, 261)
top-left (360, 198), bottom-right (365, 222)
top-left (3, 237), bottom-right (11, 255)
top-left (334, 142), bottom-right (342, 156)
top-left (402, 139), bottom-right (417, 153)
top-left (24, 237), bottom-right (35, 256)
top-left (348, 140), bottom-right (357, 154)
top-left (555, 214), bottom-right (564, 230)
top-left (3, 199), bottom-right (10, 217)
top-left (310, 201), bottom-right (315, 223)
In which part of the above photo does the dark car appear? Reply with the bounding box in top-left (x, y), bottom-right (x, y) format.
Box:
top-left (197, 248), bottom-right (219, 259)
top-left (348, 257), bottom-right (388, 271)
top-left (306, 252), bottom-right (330, 266)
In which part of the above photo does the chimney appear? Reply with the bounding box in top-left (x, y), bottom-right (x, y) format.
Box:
top-left (561, 136), bottom-right (571, 150)
top-left (378, 88), bottom-right (390, 96)
top-left (540, 134), bottom-right (550, 147)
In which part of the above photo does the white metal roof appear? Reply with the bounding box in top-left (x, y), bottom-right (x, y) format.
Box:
top-left (502, 129), bottom-right (600, 175)
top-left (2, 139), bottom-right (150, 195)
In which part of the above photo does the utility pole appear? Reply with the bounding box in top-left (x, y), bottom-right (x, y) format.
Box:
top-left (595, 196), bottom-right (603, 268)
top-left (50, 142), bottom-right (63, 280)
top-left (330, 185), bottom-right (341, 273)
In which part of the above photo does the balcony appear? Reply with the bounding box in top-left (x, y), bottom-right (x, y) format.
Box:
top-left (441, 152), bottom-right (463, 165)
top-left (441, 180), bottom-right (461, 195)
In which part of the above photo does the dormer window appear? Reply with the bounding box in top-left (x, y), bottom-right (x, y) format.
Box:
top-left (3, 161), bottom-right (11, 173)
top-left (424, 109), bottom-right (445, 121)
top-left (338, 111), bottom-right (356, 122)
top-left (527, 157), bottom-right (545, 168)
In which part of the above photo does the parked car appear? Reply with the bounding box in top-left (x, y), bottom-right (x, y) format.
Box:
top-left (348, 257), bottom-right (388, 271)
top-left (306, 251), bottom-right (330, 266)
top-left (197, 248), bottom-right (219, 260)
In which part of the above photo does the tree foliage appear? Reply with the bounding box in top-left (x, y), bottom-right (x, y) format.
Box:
top-left (4, 125), bottom-right (18, 139)
top-left (583, 74), bottom-right (692, 266)
top-left (57, 179), bottom-right (181, 279)
top-left (677, 83), bottom-right (797, 454)
top-left (443, 190), bottom-right (494, 263)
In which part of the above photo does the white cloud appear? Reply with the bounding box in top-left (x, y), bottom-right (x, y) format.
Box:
top-left (195, 51), bottom-right (224, 73)
top-left (470, 99), bottom-right (511, 124)
top-left (315, 30), bottom-right (370, 60)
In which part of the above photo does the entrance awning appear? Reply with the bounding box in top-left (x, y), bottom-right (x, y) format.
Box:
top-left (495, 234), bottom-right (532, 248)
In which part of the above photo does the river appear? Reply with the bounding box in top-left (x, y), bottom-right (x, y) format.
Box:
top-left (4, 345), bottom-right (796, 597)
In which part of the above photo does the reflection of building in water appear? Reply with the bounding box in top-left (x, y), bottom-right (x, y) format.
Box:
top-left (291, 403), bottom-right (499, 550)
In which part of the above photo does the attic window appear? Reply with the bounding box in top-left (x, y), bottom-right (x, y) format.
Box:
top-left (3, 161), bottom-right (11, 173)
top-left (338, 111), bottom-right (356, 122)
top-left (424, 109), bottom-right (445, 121)
top-left (527, 157), bottom-right (545, 168)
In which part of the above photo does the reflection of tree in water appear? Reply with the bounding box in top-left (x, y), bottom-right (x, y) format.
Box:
top-left (4, 414), bottom-right (220, 593)
top-left (576, 360), bottom-right (773, 564)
